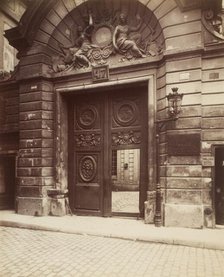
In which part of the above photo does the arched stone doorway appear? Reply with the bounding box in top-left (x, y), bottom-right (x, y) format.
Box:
top-left (5, 0), bottom-right (165, 219)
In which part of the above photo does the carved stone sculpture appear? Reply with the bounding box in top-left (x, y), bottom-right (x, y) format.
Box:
top-left (202, 9), bottom-right (224, 40)
top-left (50, 4), bottom-right (163, 73)
top-left (112, 13), bottom-right (146, 60)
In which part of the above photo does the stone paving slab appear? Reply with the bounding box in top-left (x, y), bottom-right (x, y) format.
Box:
top-left (1, 226), bottom-right (224, 277)
top-left (0, 210), bottom-right (224, 250)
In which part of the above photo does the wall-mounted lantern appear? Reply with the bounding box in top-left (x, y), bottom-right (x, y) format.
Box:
top-left (167, 87), bottom-right (183, 118)
top-left (155, 87), bottom-right (184, 227)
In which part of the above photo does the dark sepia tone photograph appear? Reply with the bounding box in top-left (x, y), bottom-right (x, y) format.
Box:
top-left (0, 0), bottom-right (224, 276)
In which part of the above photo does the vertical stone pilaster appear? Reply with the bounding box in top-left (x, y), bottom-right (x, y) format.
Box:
top-left (17, 80), bottom-right (54, 216)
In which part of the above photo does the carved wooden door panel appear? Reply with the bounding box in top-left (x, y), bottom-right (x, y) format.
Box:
top-left (70, 95), bottom-right (104, 215)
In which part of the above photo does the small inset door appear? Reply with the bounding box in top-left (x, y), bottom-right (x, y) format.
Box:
top-left (111, 149), bottom-right (140, 214)
top-left (215, 147), bottom-right (224, 225)
top-left (68, 86), bottom-right (148, 217)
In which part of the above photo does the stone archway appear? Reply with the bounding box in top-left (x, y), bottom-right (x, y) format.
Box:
top-left (5, 0), bottom-right (166, 217)
top-left (46, 0), bottom-right (165, 73)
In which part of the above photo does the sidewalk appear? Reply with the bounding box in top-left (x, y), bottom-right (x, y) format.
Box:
top-left (0, 210), bottom-right (224, 250)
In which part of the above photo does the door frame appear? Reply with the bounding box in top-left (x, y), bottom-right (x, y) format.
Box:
top-left (213, 144), bottom-right (224, 225)
top-left (55, 74), bottom-right (156, 218)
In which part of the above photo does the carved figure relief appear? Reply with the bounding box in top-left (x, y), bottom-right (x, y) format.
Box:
top-left (202, 9), bottom-right (224, 40)
top-left (50, 1), bottom-right (164, 73)
top-left (113, 13), bottom-right (146, 60)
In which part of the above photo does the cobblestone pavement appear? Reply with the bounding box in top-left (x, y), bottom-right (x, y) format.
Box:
top-left (0, 227), bottom-right (224, 277)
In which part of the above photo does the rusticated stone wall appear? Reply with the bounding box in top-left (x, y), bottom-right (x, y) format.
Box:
top-left (17, 80), bottom-right (54, 215)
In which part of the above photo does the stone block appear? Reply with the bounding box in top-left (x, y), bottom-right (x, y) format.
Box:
top-left (42, 102), bottom-right (53, 111)
top-left (20, 102), bottom-right (42, 112)
top-left (164, 21), bottom-right (201, 39)
top-left (154, 0), bottom-right (176, 20)
top-left (202, 80), bottom-right (224, 94)
top-left (202, 56), bottom-right (224, 70)
top-left (42, 130), bottom-right (53, 138)
top-left (202, 118), bottom-right (224, 129)
top-left (20, 120), bottom-right (42, 130)
top-left (20, 130), bottom-right (43, 139)
top-left (62, 0), bottom-right (76, 12)
top-left (166, 189), bottom-right (202, 205)
top-left (182, 93), bottom-right (201, 106)
top-left (49, 198), bottom-right (66, 216)
top-left (168, 155), bottom-right (201, 165)
top-left (166, 165), bottom-right (202, 177)
top-left (164, 203), bottom-right (203, 228)
top-left (18, 186), bottom-right (41, 197)
top-left (166, 33), bottom-right (202, 51)
top-left (202, 130), bottom-right (224, 140)
top-left (202, 105), bottom-right (224, 117)
top-left (175, 117), bottom-right (201, 129)
top-left (160, 8), bottom-right (200, 28)
top-left (166, 177), bottom-right (202, 189)
top-left (17, 196), bottom-right (49, 216)
top-left (166, 57), bottom-right (201, 73)
top-left (20, 92), bottom-right (42, 103)
top-left (202, 94), bottom-right (224, 105)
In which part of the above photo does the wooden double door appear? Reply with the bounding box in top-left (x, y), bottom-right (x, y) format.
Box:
top-left (68, 86), bottom-right (148, 217)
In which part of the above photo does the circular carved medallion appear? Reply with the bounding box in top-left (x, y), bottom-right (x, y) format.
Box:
top-left (114, 101), bottom-right (137, 126)
top-left (78, 105), bottom-right (97, 129)
top-left (79, 155), bottom-right (97, 182)
top-left (92, 25), bottom-right (113, 48)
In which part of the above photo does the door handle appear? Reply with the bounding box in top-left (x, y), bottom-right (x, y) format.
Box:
top-left (124, 163), bottom-right (128, 170)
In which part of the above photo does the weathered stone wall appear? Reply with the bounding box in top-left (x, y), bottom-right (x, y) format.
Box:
top-left (0, 82), bottom-right (19, 134)
top-left (201, 53), bottom-right (224, 227)
top-left (17, 80), bottom-right (54, 215)
top-left (162, 54), bottom-right (203, 228)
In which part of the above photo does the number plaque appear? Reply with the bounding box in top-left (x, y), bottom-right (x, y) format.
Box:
top-left (92, 65), bottom-right (109, 83)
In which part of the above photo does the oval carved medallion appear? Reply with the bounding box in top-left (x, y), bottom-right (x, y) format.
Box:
top-left (79, 155), bottom-right (97, 182)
